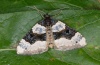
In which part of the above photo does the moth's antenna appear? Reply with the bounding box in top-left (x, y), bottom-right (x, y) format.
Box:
top-left (33, 6), bottom-right (44, 18)
top-left (27, 6), bottom-right (45, 18)
top-left (49, 7), bottom-right (68, 17)
top-left (52, 10), bottom-right (62, 17)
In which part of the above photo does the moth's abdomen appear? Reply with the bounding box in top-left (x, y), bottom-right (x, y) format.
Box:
top-left (46, 26), bottom-right (55, 48)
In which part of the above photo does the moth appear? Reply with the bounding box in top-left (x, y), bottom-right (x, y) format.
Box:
top-left (17, 14), bottom-right (87, 55)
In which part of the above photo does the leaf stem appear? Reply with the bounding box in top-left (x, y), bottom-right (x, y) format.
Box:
top-left (0, 49), bottom-right (15, 51)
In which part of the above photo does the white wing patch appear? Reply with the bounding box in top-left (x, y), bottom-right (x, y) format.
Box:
top-left (17, 39), bottom-right (48, 55)
top-left (32, 23), bottom-right (46, 34)
top-left (54, 32), bottom-right (86, 51)
top-left (52, 21), bottom-right (65, 32)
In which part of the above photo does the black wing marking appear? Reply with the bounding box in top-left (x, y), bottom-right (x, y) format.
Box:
top-left (53, 25), bottom-right (77, 40)
top-left (23, 29), bottom-right (46, 44)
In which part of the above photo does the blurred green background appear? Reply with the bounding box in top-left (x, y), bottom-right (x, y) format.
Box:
top-left (0, 0), bottom-right (100, 65)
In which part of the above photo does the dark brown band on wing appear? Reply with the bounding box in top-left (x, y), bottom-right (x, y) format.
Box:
top-left (23, 29), bottom-right (46, 44)
top-left (53, 26), bottom-right (77, 40)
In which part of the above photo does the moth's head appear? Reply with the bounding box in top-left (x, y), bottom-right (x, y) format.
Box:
top-left (43, 14), bottom-right (52, 26)
top-left (44, 13), bottom-right (51, 19)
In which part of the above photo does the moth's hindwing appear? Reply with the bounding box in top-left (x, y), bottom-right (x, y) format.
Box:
top-left (17, 24), bottom-right (48, 55)
top-left (52, 21), bottom-right (87, 51)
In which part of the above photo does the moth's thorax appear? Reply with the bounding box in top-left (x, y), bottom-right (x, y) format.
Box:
top-left (44, 18), bottom-right (52, 26)
top-left (46, 26), bottom-right (54, 48)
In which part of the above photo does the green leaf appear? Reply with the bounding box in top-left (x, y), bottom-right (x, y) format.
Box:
top-left (0, 0), bottom-right (100, 65)
top-left (0, 0), bottom-right (100, 13)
